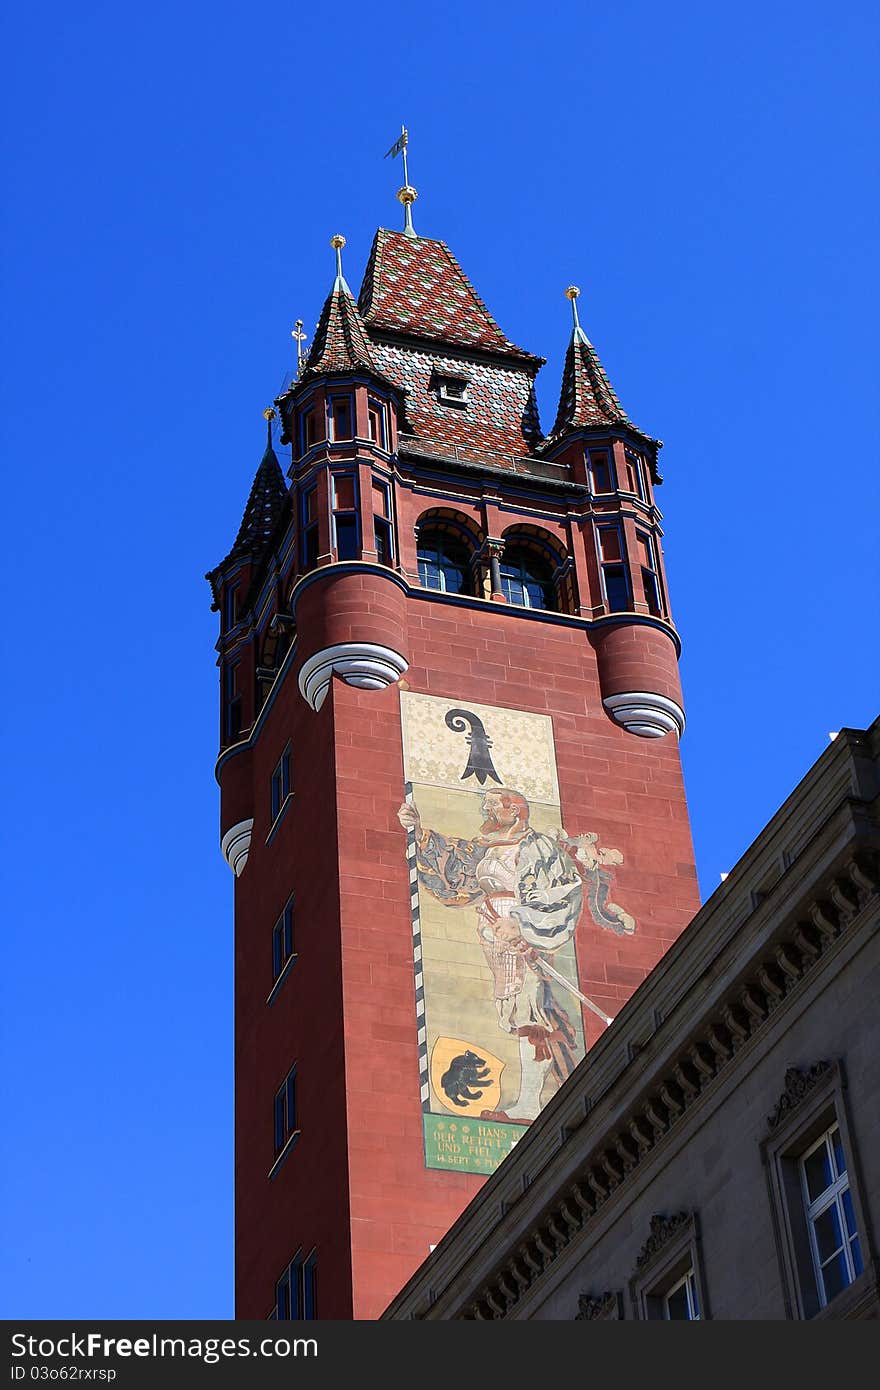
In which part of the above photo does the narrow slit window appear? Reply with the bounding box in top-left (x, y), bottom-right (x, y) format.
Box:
top-left (330, 397), bottom-right (352, 441)
top-left (272, 897), bottom-right (295, 980)
top-left (274, 1063), bottom-right (298, 1156)
top-left (588, 451), bottom-right (614, 494)
top-left (302, 408), bottom-right (321, 449)
top-left (624, 450), bottom-right (645, 499)
top-left (224, 661), bottom-right (242, 741)
top-left (270, 747), bottom-right (292, 823)
top-left (224, 584), bottom-right (240, 632)
top-left (373, 481), bottom-right (393, 567)
top-left (302, 486), bottom-right (319, 572)
top-left (367, 401), bottom-right (385, 446)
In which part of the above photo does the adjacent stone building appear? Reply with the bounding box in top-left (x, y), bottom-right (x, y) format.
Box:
top-left (384, 720), bottom-right (880, 1319)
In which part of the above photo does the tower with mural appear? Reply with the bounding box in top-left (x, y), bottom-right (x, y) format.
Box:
top-left (207, 152), bottom-right (700, 1320)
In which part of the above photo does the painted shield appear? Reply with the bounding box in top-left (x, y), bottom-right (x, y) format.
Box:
top-left (430, 1037), bottom-right (505, 1117)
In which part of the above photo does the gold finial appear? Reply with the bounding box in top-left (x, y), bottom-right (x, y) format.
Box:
top-left (291, 319), bottom-right (308, 374)
top-left (263, 407), bottom-right (276, 421)
top-left (263, 406), bottom-right (276, 448)
top-left (565, 285), bottom-right (583, 334)
top-left (396, 184), bottom-right (418, 236)
top-left (330, 234), bottom-right (346, 284)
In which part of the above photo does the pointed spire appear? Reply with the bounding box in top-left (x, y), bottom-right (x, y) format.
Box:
top-left (302, 235), bottom-right (377, 377)
top-left (225, 412), bottom-right (289, 563)
top-left (549, 286), bottom-right (628, 437)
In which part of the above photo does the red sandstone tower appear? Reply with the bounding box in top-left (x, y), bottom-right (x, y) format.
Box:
top-left (207, 175), bottom-right (700, 1319)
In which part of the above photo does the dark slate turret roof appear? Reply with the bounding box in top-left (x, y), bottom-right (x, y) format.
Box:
top-left (227, 443), bottom-right (289, 560)
top-left (358, 228), bottom-right (541, 365)
top-left (549, 325), bottom-right (628, 437)
top-left (207, 443), bottom-right (290, 601)
top-left (302, 273), bottom-right (376, 376)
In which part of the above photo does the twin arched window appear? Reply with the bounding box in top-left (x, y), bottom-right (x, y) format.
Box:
top-left (416, 525), bottom-right (560, 611)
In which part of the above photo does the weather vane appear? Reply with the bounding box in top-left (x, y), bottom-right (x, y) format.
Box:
top-left (384, 124), bottom-right (417, 238)
top-left (291, 319), bottom-right (308, 374)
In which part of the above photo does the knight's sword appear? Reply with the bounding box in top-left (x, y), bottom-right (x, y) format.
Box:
top-left (532, 955), bottom-right (614, 1026)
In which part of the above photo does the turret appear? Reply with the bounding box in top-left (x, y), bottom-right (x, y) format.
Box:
top-left (275, 236), bottom-right (409, 711)
top-left (540, 286), bottom-right (685, 738)
top-left (206, 415), bottom-right (292, 873)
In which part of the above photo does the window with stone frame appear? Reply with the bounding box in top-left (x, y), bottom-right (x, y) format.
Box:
top-left (629, 1212), bottom-right (709, 1320)
top-left (762, 1061), bottom-right (874, 1319)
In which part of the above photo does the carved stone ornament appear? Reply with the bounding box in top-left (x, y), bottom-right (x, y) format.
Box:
top-left (575, 1291), bottom-right (619, 1321)
top-left (766, 1061), bottom-right (831, 1131)
top-left (636, 1212), bottom-right (690, 1269)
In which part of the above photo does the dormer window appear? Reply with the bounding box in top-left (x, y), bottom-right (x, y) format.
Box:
top-left (434, 374), bottom-right (469, 408)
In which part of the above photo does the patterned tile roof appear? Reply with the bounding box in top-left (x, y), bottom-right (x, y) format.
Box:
top-left (303, 275), bottom-right (376, 377)
top-left (548, 325), bottom-right (628, 438)
top-left (210, 443), bottom-right (290, 582)
top-left (358, 229), bottom-right (540, 364)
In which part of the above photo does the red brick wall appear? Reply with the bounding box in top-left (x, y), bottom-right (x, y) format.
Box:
top-left (332, 597), bottom-right (699, 1319)
top-left (229, 678), bottom-right (354, 1318)
top-left (225, 582), bottom-right (698, 1321)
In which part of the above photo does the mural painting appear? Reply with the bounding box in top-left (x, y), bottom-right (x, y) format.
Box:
top-left (398, 692), bottom-right (636, 1175)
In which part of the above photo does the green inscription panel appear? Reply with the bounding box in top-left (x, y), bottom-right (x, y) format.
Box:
top-left (423, 1113), bottom-right (526, 1175)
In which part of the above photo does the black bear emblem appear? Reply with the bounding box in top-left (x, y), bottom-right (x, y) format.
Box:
top-left (440, 1050), bottom-right (492, 1107)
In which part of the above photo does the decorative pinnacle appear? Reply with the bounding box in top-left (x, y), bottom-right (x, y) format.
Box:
top-left (263, 406), bottom-right (276, 447)
top-left (291, 318), bottom-right (308, 373)
top-left (330, 234), bottom-right (346, 285)
top-left (396, 185), bottom-right (418, 237)
top-left (565, 284), bottom-right (583, 335)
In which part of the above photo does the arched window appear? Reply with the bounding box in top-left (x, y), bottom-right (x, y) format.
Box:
top-left (500, 545), bottom-right (556, 610)
top-left (417, 530), bottom-right (472, 595)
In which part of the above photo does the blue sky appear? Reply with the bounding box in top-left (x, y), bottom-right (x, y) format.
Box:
top-left (1, 1), bottom-right (877, 1317)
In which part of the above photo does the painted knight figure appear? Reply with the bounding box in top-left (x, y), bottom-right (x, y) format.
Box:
top-left (398, 691), bottom-right (635, 1175)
